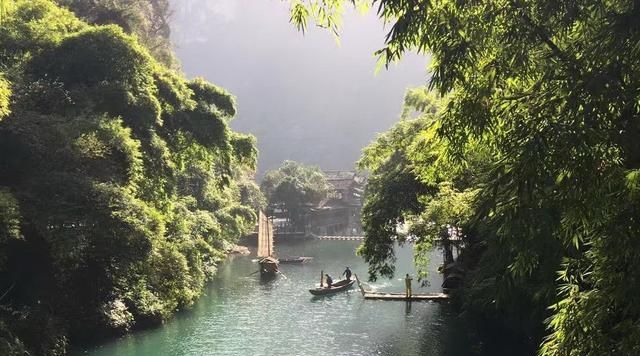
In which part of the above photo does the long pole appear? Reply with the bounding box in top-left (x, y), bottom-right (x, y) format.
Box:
top-left (320, 270), bottom-right (323, 287)
top-left (354, 274), bottom-right (366, 296)
top-left (0, 282), bottom-right (15, 302)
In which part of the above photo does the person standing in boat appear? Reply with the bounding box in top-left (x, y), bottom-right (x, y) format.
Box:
top-left (342, 267), bottom-right (352, 281)
top-left (325, 274), bottom-right (333, 288)
top-left (405, 273), bottom-right (413, 298)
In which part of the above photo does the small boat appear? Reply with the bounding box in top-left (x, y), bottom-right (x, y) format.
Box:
top-left (309, 278), bottom-right (355, 296)
top-left (258, 256), bottom-right (279, 277)
top-left (279, 256), bottom-right (313, 264)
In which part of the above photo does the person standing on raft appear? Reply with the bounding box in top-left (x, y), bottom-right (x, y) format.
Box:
top-left (405, 273), bottom-right (413, 299)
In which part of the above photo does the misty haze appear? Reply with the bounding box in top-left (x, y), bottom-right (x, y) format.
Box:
top-left (171, 0), bottom-right (428, 173)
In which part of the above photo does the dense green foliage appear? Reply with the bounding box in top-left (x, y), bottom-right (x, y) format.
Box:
top-left (358, 88), bottom-right (556, 348)
top-left (293, 1), bottom-right (640, 355)
top-left (356, 92), bottom-right (438, 279)
top-left (0, 1), bottom-right (259, 354)
top-left (0, 75), bottom-right (9, 118)
top-left (261, 160), bottom-right (328, 230)
top-left (56, 0), bottom-right (176, 67)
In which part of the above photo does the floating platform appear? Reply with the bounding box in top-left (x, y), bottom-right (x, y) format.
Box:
top-left (354, 274), bottom-right (450, 302)
top-left (362, 292), bottom-right (449, 301)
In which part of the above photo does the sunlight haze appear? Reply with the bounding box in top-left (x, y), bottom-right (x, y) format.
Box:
top-left (170, 0), bottom-right (429, 173)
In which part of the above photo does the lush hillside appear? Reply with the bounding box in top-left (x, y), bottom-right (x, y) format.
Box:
top-left (56, 0), bottom-right (176, 67)
top-left (0, 0), bottom-right (260, 354)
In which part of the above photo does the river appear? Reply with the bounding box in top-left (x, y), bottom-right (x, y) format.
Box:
top-left (75, 240), bottom-right (521, 356)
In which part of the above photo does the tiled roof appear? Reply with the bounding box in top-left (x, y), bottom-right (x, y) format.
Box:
top-left (323, 170), bottom-right (356, 181)
top-left (329, 179), bottom-right (354, 190)
top-left (323, 170), bottom-right (366, 190)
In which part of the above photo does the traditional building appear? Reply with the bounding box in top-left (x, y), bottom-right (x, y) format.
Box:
top-left (305, 171), bottom-right (366, 236)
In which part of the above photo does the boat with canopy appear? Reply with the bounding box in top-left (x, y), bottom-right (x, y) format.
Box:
top-left (257, 211), bottom-right (279, 277)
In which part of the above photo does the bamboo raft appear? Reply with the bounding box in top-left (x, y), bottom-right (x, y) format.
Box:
top-left (354, 274), bottom-right (450, 302)
top-left (361, 292), bottom-right (449, 301)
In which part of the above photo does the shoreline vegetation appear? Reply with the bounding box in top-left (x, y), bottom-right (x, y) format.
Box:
top-left (227, 244), bottom-right (250, 256)
top-left (0, 1), bottom-right (263, 354)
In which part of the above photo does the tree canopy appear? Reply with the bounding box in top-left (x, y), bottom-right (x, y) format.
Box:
top-left (0, 1), bottom-right (258, 354)
top-left (56, 0), bottom-right (176, 67)
top-left (292, 1), bottom-right (640, 355)
top-left (261, 160), bottom-right (328, 230)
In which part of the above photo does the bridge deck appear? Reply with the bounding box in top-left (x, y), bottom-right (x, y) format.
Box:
top-left (313, 235), bottom-right (461, 242)
top-left (315, 235), bottom-right (364, 240)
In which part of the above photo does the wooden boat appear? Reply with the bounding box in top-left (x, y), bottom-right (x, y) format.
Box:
top-left (309, 278), bottom-right (355, 296)
top-left (258, 256), bottom-right (279, 277)
top-left (257, 211), bottom-right (279, 277)
top-left (279, 256), bottom-right (313, 264)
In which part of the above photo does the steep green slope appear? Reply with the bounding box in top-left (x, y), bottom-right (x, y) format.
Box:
top-left (0, 1), bottom-right (259, 354)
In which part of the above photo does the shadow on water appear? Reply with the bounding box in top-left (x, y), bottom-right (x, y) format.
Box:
top-left (309, 288), bottom-right (357, 303)
top-left (258, 275), bottom-right (278, 287)
top-left (310, 294), bottom-right (333, 303)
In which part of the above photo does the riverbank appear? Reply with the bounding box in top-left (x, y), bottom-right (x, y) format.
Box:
top-left (227, 244), bottom-right (251, 255)
top-left (64, 242), bottom-right (253, 351)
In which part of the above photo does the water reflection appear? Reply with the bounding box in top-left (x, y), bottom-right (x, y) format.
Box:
top-left (405, 301), bottom-right (413, 314)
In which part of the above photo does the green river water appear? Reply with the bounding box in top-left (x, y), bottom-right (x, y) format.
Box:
top-left (75, 240), bottom-right (523, 356)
